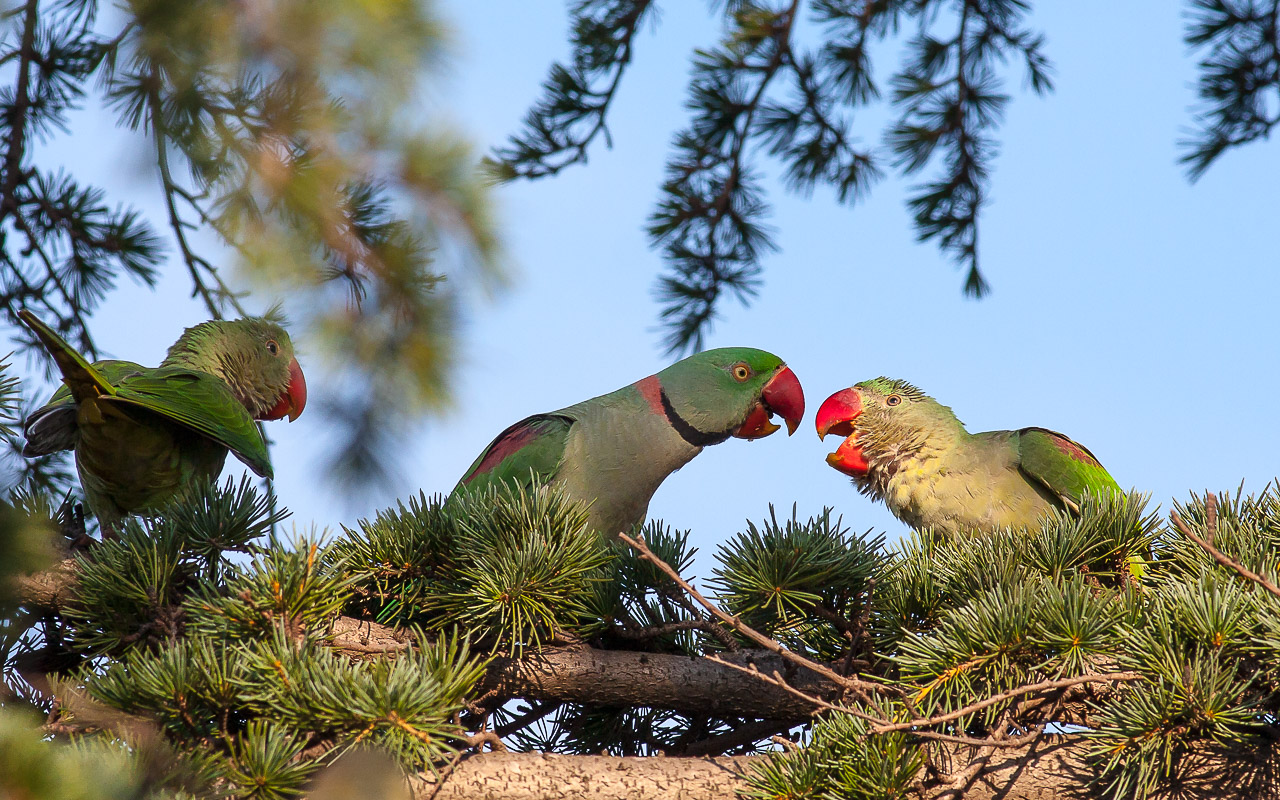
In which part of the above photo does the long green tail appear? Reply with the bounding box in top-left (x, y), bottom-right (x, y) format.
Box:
top-left (18, 310), bottom-right (116, 402)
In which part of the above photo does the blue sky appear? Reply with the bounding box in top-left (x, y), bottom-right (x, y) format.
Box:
top-left (21, 2), bottom-right (1280, 571)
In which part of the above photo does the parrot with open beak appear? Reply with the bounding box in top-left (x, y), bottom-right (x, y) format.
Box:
top-left (815, 377), bottom-right (1119, 536)
top-left (453, 347), bottom-right (804, 535)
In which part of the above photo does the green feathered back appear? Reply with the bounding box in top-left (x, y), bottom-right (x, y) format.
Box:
top-left (1014, 427), bottom-right (1120, 513)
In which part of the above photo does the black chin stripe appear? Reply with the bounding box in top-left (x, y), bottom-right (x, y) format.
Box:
top-left (660, 388), bottom-right (731, 448)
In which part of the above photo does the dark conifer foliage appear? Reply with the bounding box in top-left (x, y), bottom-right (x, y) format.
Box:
top-left (497, 0), bottom-right (1053, 353)
top-left (1182, 0), bottom-right (1280, 179)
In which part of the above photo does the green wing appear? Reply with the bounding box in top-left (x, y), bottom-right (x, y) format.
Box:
top-left (107, 367), bottom-right (273, 479)
top-left (24, 360), bottom-right (147, 456)
top-left (454, 413), bottom-right (573, 494)
top-left (1016, 427), bottom-right (1120, 512)
top-left (18, 310), bottom-right (115, 401)
top-left (45, 361), bottom-right (148, 405)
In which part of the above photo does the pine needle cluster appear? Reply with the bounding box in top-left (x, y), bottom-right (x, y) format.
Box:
top-left (1, 475), bottom-right (487, 798)
top-left (1182, 0), bottom-right (1280, 180)
top-left (740, 487), bottom-right (1280, 799)
top-left (335, 484), bottom-right (611, 651)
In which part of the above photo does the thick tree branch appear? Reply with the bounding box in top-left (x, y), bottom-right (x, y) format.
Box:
top-left (411, 738), bottom-right (1280, 800)
top-left (412, 752), bottom-right (755, 800)
top-left (475, 645), bottom-right (841, 720)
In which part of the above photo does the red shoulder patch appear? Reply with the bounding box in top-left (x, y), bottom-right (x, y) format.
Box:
top-left (1051, 434), bottom-right (1101, 467)
top-left (634, 375), bottom-right (664, 416)
top-left (463, 420), bottom-right (544, 483)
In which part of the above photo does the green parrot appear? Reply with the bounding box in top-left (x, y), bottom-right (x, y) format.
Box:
top-left (19, 310), bottom-right (307, 531)
top-left (814, 378), bottom-right (1120, 535)
top-left (453, 347), bottom-right (805, 535)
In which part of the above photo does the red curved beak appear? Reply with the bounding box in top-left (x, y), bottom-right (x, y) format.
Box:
top-left (735, 365), bottom-right (805, 440)
top-left (762, 365), bottom-right (804, 435)
top-left (815, 388), bottom-right (868, 476)
top-left (263, 357), bottom-right (307, 422)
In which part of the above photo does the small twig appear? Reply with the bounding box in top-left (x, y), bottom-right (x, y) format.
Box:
top-left (492, 702), bottom-right (562, 739)
top-left (146, 72), bottom-right (247, 320)
top-left (668, 592), bottom-right (740, 652)
top-left (680, 718), bottom-right (801, 757)
top-left (1173, 498), bottom-right (1280, 601)
top-left (872, 672), bottom-right (1141, 735)
top-left (463, 729), bottom-right (508, 752)
top-left (619, 532), bottom-right (890, 701)
top-left (707, 657), bottom-right (1033, 750)
top-left (770, 734), bottom-right (800, 752)
top-left (705, 656), bottom-right (871, 722)
top-left (1206, 491), bottom-right (1218, 547)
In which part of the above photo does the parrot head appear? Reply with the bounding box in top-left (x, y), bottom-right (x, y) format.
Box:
top-left (166, 318), bottom-right (307, 422)
top-left (657, 347), bottom-right (804, 442)
top-left (815, 378), bottom-right (960, 477)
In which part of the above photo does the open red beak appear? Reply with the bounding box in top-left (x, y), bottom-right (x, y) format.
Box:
top-left (815, 387), bottom-right (868, 476)
top-left (262, 357), bottom-right (307, 422)
top-left (734, 365), bottom-right (805, 440)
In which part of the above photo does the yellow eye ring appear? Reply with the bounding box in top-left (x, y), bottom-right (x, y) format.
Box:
top-left (731, 363), bottom-right (751, 382)
top-left (266, 339), bottom-right (280, 356)
top-left (886, 394), bottom-right (902, 406)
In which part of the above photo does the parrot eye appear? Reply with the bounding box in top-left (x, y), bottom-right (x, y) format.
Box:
top-left (266, 340), bottom-right (279, 356)
top-left (886, 394), bottom-right (902, 406)
top-left (731, 363), bottom-right (752, 382)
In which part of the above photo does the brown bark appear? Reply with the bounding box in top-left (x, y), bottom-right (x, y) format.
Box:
top-left (477, 647), bottom-right (837, 719)
top-left (411, 753), bottom-right (756, 800)
top-left (411, 739), bottom-right (1280, 800)
top-left (329, 615), bottom-right (839, 718)
top-left (11, 557), bottom-right (77, 609)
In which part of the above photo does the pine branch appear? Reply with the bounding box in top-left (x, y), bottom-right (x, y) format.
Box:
top-left (500, 0), bottom-right (1055, 349)
top-left (492, 0), bottom-right (655, 179)
top-left (648, 0), bottom-right (800, 354)
top-left (148, 71), bottom-right (247, 320)
top-left (0, 0), bottom-right (39, 217)
top-left (1181, 0), bottom-right (1280, 180)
